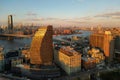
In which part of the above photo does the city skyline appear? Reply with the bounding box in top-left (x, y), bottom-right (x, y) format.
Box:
top-left (0, 0), bottom-right (120, 27)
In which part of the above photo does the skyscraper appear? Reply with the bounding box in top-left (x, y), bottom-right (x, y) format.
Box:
top-left (114, 36), bottom-right (120, 61)
top-left (8, 15), bottom-right (13, 33)
top-left (16, 25), bottom-right (60, 79)
top-left (114, 36), bottom-right (120, 52)
top-left (90, 31), bottom-right (114, 61)
top-left (30, 25), bottom-right (53, 65)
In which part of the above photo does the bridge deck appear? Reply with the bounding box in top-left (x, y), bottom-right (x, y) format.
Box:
top-left (0, 34), bottom-right (33, 38)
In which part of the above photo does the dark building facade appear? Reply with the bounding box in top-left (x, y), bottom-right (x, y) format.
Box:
top-left (4, 50), bottom-right (23, 71)
top-left (30, 25), bottom-right (53, 65)
top-left (114, 36), bottom-right (120, 52)
top-left (114, 36), bottom-right (120, 61)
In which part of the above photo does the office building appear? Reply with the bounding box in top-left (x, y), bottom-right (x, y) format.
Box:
top-left (30, 25), bottom-right (53, 65)
top-left (58, 46), bottom-right (81, 75)
top-left (8, 15), bottom-right (13, 33)
top-left (114, 36), bottom-right (120, 61)
top-left (114, 36), bottom-right (120, 52)
top-left (15, 25), bottom-right (60, 79)
top-left (4, 50), bottom-right (22, 71)
top-left (90, 31), bottom-right (114, 61)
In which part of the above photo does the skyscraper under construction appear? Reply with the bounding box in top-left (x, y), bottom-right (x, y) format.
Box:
top-left (30, 25), bottom-right (53, 65)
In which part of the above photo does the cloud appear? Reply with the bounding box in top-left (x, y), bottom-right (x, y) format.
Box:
top-left (44, 18), bottom-right (61, 20)
top-left (111, 16), bottom-right (120, 19)
top-left (74, 0), bottom-right (85, 2)
top-left (61, 17), bottom-right (90, 23)
top-left (95, 12), bottom-right (120, 18)
top-left (24, 11), bottom-right (120, 27)
top-left (27, 18), bottom-right (41, 21)
top-left (25, 12), bottom-right (38, 16)
top-left (24, 17), bottom-right (88, 24)
top-left (25, 17), bottom-right (62, 21)
top-left (78, 16), bottom-right (94, 20)
top-left (67, 20), bottom-right (87, 24)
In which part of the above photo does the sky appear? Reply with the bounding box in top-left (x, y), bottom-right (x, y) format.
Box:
top-left (0, 0), bottom-right (120, 27)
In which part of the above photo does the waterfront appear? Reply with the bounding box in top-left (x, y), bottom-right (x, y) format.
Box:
top-left (0, 30), bottom-right (91, 80)
top-left (0, 38), bottom-right (32, 50)
top-left (0, 30), bottom-right (91, 50)
top-left (53, 30), bottom-right (91, 39)
top-left (0, 30), bottom-right (120, 80)
top-left (0, 0), bottom-right (120, 79)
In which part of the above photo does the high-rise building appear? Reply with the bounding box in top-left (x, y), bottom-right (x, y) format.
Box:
top-left (90, 31), bottom-right (114, 61)
top-left (114, 36), bottom-right (120, 52)
top-left (8, 15), bottom-right (13, 33)
top-left (58, 46), bottom-right (81, 75)
top-left (114, 36), bottom-right (120, 61)
top-left (30, 25), bottom-right (53, 65)
top-left (11, 25), bottom-right (60, 79)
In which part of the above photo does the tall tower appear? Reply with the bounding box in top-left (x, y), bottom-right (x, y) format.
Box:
top-left (30, 25), bottom-right (53, 66)
top-left (8, 15), bottom-right (13, 33)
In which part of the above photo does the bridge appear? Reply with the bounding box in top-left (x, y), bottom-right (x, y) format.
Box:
top-left (0, 15), bottom-right (33, 39)
top-left (53, 37), bottom-right (71, 43)
top-left (0, 34), bottom-right (33, 38)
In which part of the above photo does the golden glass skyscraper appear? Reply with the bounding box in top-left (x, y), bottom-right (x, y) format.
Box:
top-left (30, 25), bottom-right (53, 65)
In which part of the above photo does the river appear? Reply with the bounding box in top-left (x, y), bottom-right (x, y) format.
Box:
top-left (0, 30), bottom-right (91, 50)
top-left (0, 38), bottom-right (32, 51)
top-left (0, 30), bottom-right (91, 80)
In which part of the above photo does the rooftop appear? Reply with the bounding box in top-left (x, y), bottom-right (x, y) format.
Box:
top-left (60, 46), bottom-right (80, 56)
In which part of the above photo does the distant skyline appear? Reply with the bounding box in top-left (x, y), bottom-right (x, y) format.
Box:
top-left (0, 0), bottom-right (120, 27)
